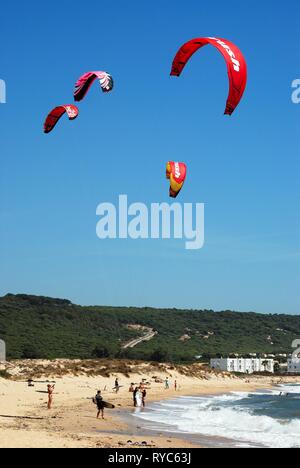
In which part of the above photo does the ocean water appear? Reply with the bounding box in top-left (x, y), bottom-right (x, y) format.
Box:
top-left (132, 384), bottom-right (300, 448)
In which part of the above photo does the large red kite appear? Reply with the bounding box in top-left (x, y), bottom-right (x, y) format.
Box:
top-left (171, 37), bottom-right (247, 115)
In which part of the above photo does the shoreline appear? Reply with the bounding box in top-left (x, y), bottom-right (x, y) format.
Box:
top-left (119, 381), bottom-right (300, 449)
top-left (0, 360), bottom-right (299, 448)
top-left (116, 381), bottom-right (282, 449)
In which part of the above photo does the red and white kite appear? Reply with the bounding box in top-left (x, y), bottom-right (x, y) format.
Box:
top-left (44, 105), bottom-right (79, 134)
top-left (171, 37), bottom-right (247, 115)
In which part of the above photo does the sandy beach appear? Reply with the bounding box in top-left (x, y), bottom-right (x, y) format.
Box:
top-left (0, 360), bottom-right (299, 448)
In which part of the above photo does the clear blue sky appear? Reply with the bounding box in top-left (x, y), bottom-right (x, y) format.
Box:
top-left (0, 0), bottom-right (299, 314)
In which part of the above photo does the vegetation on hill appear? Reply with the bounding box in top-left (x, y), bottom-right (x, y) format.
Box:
top-left (0, 294), bottom-right (299, 361)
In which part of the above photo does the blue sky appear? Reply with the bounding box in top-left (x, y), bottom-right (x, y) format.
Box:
top-left (0, 0), bottom-right (299, 314)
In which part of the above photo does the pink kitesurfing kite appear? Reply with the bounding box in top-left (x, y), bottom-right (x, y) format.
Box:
top-left (74, 71), bottom-right (114, 102)
top-left (43, 105), bottom-right (79, 134)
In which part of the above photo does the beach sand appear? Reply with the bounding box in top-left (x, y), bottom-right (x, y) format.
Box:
top-left (0, 360), bottom-right (299, 448)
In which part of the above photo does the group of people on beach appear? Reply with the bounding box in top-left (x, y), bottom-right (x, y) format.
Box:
top-left (129, 383), bottom-right (147, 407)
top-left (45, 375), bottom-right (178, 418)
top-left (164, 377), bottom-right (178, 391)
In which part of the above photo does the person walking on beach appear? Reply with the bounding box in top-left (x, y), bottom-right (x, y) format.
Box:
top-left (165, 377), bottom-right (170, 390)
top-left (115, 378), bottom-right (120, 393)
top-left (174, 380), bottom-right (177, 391)
top-left (47, 384), bottom-right (55, 410)
top-left (94, 390), bottom-right (105, 419)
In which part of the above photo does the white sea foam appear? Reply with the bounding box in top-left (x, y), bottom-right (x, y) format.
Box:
top-left (277, 384), bottom-right (300, 394)
top-left (134, 387), bottom-right (300, 448)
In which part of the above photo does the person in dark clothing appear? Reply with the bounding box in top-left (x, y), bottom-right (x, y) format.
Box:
top-left (94, 390), bottom-right (105, 419)
top-left (115, 378), bottom-right (120, 393)
top-left (133, 387), bottom-right (139, 407)
top-left (142, 389), bottom-right (147, 407)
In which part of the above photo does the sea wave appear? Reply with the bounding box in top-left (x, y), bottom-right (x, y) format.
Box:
top-left (134, 387), bottom-right (300, 448)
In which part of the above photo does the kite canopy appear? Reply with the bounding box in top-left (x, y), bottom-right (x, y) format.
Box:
top-left (43, 105), bottom-right (79, 134)
top-left (171, 37), bottom-right (247, 115)
top-left (166, 162), bottom-right (187, 198)
top-left (74, 71), bottom-right (114, 102)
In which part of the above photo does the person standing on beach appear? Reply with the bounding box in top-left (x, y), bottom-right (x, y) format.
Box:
top-left (174, 380), bottom-right (177, 391)
top-left (47, 384), bottom-right (55, 410)
top-left (133, 386), bottom-right (138, 407)
top-left (129, 383), bottom-right (134, 393)
top-left (142, 388), bottom-right (147, 407)
top-left (94, 390), bottom-right (105, 419)
top-left (165, 377), bottom-right (170, 390)
top-left (115, 378), bottom-right (120, 393)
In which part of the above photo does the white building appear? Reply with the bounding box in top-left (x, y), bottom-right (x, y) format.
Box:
top-left (287, 357), bottom-right (300, 373)
top-left (210, 357), bottom-right (274, 374)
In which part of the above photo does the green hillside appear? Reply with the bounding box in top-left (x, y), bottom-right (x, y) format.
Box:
top-left (0, 294), bottom-right (299, 361)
